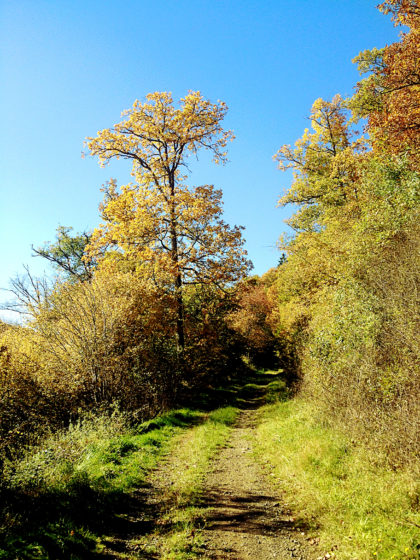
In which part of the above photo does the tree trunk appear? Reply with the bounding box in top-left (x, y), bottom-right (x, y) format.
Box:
top-left (169, 176), bottom-right (185, 362)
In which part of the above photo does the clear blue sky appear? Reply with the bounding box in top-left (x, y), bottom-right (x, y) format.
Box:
top-left (0, 0), bottom-right (400, 317)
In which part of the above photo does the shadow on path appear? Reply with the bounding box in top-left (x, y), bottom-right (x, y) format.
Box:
top-left (0, 370), bottom-right (292, 559)
top-left (199, 490), bottom-right (300, 536)
top-left (190, 375), bottom-right (313, 560)
top-left (185, 368), bottom-right (289, 412)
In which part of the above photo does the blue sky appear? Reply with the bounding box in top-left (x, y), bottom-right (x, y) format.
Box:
top-left (0, 0), bottom-right (400, 317)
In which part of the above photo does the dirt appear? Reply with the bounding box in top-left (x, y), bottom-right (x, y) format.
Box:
top-left (99, 377), bottom-right (321, 559)
top-left (199, 409), bottom-right (317, 560)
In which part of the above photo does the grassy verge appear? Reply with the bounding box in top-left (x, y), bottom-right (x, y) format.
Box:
top-left (0, 407), bottom-right (205, 559)
top-left (253, 398), bottom-right (420, 560)
top-left (141, 406), bottom-right (240, 560)
top-left (0, 369), bottom-right (285, 558)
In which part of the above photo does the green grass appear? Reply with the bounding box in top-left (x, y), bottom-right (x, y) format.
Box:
top-left (0, 370), bottom-right (327, 559)
top-left (148, 372), bottom-right (288, 559)
top-left (253, 398), bottom-right (420, 560)
top-left (167, 406), bottom-right (239, 505)
top-left (144, 406), bottom-right (240, 559)
top-left (0, 407), bottom-right (205, 559)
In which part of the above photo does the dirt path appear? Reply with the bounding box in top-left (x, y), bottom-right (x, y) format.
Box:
top-left (200, 409), bottom-right (316, 560)
top-left (98, 373), bottom-right (321, 559)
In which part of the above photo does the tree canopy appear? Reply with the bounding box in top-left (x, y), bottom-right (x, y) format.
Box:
top-left (85, 91), bottom-right (251, 354)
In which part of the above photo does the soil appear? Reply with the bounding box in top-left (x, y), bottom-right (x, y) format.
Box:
top-left (99, 376), bottom-right (321, 559)
top-left (199, 409), bottom-right (317, 560)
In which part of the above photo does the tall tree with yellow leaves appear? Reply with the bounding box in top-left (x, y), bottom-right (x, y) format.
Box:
top-left (86, 91), bottom-right (251, 359)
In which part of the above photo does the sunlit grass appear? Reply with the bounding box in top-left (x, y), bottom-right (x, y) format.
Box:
top-left (253, 398), bottom-right (420, 560)
top-left (0, 399), bottom-right (241, 559)
top-left (149, 406), bottom-right (240, 559)
top-left (166, 406), bottom-right (238, 505)
top-left (0, 407), bottom-right (205, 559)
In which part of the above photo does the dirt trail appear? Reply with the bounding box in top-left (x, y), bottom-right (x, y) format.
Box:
top-left (200, 409), bottom-right (316, 560)
top-left (98, 374), bottom-right (320, 559)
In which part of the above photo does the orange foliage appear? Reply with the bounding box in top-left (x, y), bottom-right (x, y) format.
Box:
top-left (362, 2), bottom-right (420, 162)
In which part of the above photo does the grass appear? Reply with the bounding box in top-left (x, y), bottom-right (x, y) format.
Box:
top-left (147, 370), bottom-right (288, 559)
top-left (0, 407), bottom-right (205, 559)
top-left (140, 406), bottom-right (240, 559)
top-left (144, 369), bottom-right (289, 559)
top-left (7, 368), bottom-right (414, 559)
top-left (0, 366), bottom-right (253, 560)
top-left (163, 406), bottom-right (239, 507)
top-left (253, 398), bottom-right (420, 560)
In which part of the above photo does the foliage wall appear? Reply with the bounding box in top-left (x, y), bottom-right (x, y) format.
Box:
top-left (270, 0), bottom-right (419, 465)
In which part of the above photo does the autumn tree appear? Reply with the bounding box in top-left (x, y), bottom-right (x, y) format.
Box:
top-left (274, 95), bottom-right (363, 215)
top-left (85, 91), bottom-right (251, 359)
top-left (272, 95), bottom-right (366, 310)
top-left (350, 0), bottom-right (420, 164)
top-left (227, 275), bottom-right (279, 368)
top-left (378, 0), bottom-right (420, 27)
top-left (271, 3), bottom-right (420, 461)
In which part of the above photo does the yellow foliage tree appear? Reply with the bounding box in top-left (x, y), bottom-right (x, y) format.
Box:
top-left (85, 91), bottom-right (251, 358)
top-left (350, 1), bottom-right (420, 165)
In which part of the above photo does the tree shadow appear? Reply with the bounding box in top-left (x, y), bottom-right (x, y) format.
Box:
top-left (0, 370), bottom-right (291, 558)
top-left (0, 408), bottom-right (209, 559)
top-left (183, 368), bottom-right (289, 412)
top-left (198, 489), bottom-right (309, 536)
top-left (0, 481), bottom-right (163, 559)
